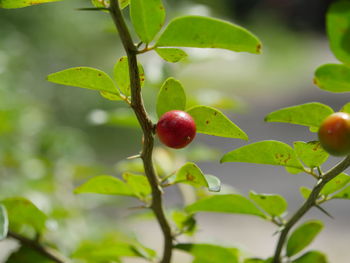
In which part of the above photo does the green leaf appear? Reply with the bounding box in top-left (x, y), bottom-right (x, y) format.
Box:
top-left (326, 1), bottom-right (350, 65)
top-left (156, 16), bottom-right (262, 54)
top-left (292, 250), bottom-right (328, 263)
top-left (0, 0), bottom-right (59, 8)
top-left (186, 194), bottom-right (266, 218)
top-left (122, 172), bottom-right (151, 200)
top-left (156, 78), bottom-right (186, 118)
top-left (1, 197), bottom-right (47, 233)
top-left (294, 141), bottom-right (329, 168)
top-left (187, 105), bottom-right (248, 140)
top-left (74, 175), bottom-right (135, 197)
top-left (314, 64), bottom-right (350, 93)
top-left (265, 103), bottom-right (334, 130)
top-left (249, 191), bottom-right (287, 217)
top-left (47, 67), bottom-right (121, 97)
top-left (332, 185), bottom-right (350, 199)
top-left (221, 140), bottom-right (304, 169)
top-left (321, 173), bottom-right (350, 196)
top-left (167, 162), bottom-right (221, 192)
top-left (113, 56), bottom-right (145, 97)
top-left (130, 0), bottom-right (165, 43)
top-left (175, 243), bottom-right (239, 263)
top-left (73, 234), bottom-right (156, 262)
top-left (244, 259), bottom-right (265, 263)
top-left (341, 102), bottom-right (350, 114)
top-left (6, 246), bottom-right (55, 263)
top-left (286, 220), bottom-right (324, 257)
top-left (172, 211), bottom-right (196, 235)
top-left (0, 205), bottom-right (8, 241)
top-left (155, 48), bottom-right (188, 63)
top-left (300, 186), bottom-right (312, 199)
top-left (91, 0), bottom-right (129, 9)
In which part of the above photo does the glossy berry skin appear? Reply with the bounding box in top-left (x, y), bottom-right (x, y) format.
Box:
top-left (156, 110), bottom-right (196, 149)
top-left (318, 112), bottom-right (350, 156)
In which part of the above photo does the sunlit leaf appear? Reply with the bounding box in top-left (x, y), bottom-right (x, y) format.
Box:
top-left (74, 175), bottom-right (134, 197)
top-left (47, 67), bottom-right (121, 97)
top-left (300, 186), bottom-right (312, 199)
top-left (321, 173), bottom-right (350, 196)
top-left (265, 103), bottom-right (334, 130)
top-left (175, 243), bottom-right (239, 263)
top-left (122, 172), bottom-right (151, 200)
top-left (0, 0), bottom-right (59, 8)
top-left (130, 0), bottom-right (165, 43)
top-left (292, 250), bottom-right (328, 263)
top-left (156, 78), bottom-right (186, 118)
top-left (91, 0), bottom-right (129, 9)
top-left (294, 141), bottom-right (329, 168)
top-left (186, 194), bottom-right (266, 218)
top-left (0, 205), bottom-right (8, 240)
top-left (221, 140), bottom-right (303, 169)
top-left (167, 162), bottom-right (221, 192)
top-left (341, 102), bottom-right (350, 114)
top-left (327, 1), bottom-right (350, 65)
top-left (1, 197), bottom-right (47, 233)
top-left (113, 56), bottom-right (145, 97)
top-left (187, 106), bottom-right (248, 140)
top-left (314, 64), bottom-right (350, 93)
top-left (156, 16), bottom-right (262, 54)
top-left (286, 220), bottom-right (324, 257)
top-left (249, 191), bottom-right (287, 217)
top-left (155, 48), bottom-right (188, 63)
top-left (332, 185), bottom-right (350, 199)
top-left (172, 211), bottom-right (196, 235)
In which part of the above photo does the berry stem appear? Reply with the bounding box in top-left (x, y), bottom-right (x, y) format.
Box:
top-left (272, 155), bottom-right (350, 263)
top-left (109, 1), bottom-right (173, 263)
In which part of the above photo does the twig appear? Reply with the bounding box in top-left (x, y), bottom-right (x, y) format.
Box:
top-left (7, 231), bottom-right (68, 263)
top-left (108, 1), bottom-right (173, 263)
top-left (272, 155), bottom-right (350, 263)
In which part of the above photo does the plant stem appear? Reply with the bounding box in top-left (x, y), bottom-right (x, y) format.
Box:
top-left (7, 231), bottom-right (68, 263)
top-left (272, 155), bottom-right (350, 263)
top-left (109, 1), bottom-right (173, 263)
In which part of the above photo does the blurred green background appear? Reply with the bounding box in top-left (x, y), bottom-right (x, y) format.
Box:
top-left (1, 0), bottom-right (349, 262)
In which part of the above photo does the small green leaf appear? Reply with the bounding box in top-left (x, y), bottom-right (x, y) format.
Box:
top-left (332, 185), bottom-right (350, 199)
top-left (186, 194), bottom-right (266, 218)
top-left (156, 78), bottom-right (186, 118)
top-left (156, 16), bottom-right (262, 54)
top-left (321, 173), bottom-right (350, 196)
top-left (244, 259), bottom-right (265, 263)
top-left (221, 140), bottom-right (304, 169)
top-left (265, 103), bottom-right (334, 130)
top-left (294, 141), bottom-right (329, 168)
top-left (175, 243), bottom-right (239, 263)
top-left (285, 166), bottom-right (304, 175)
top-left (122, 172), bottom-right (151, 200)
top-left (74, 175), bottom-right (134, 197)
top-left (326, 1), bottom-right (350, 65)
top-left (172, 211), bottom-right (196, 235)
top-left (314, 64), bottom-right (350, 93)
top-left (1, 197), bottom-right (47, 233)
top-left (130, 0), bottom-right (165, 43)
top-left (48, 67), bottom-right (121, 97)
top-left (341, 102), bottom-right (350, 114)
top-left (6, 246), bottom-right (55, 263)
top-left (0, 205), bottom-right (8, 240)
top-left (113, 56), bottom-right (145, 97)
top-left (91, 0), bottom-right (129, 9)
top-left (0, 0), bottom-right (59, 8)
top-left (187, 105), bottom-right (248, 140)
top-left (292, 250), bottom-right (328, 263)
top-left (286, 220), bottom-right (324, 257)
top-left (249, 191), bottom-right (287, 217)
top-left (155, 48), bottom-right (188, 63)
top-left (167, 162), bottom-right (221, 192)
top-left (300, 186), bottom-right (312, 199)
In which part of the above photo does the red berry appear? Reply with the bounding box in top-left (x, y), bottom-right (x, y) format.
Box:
top-left (156, 110), bottom-right (196, 149)
top-left (318, 112), bottom-right (350, 156)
